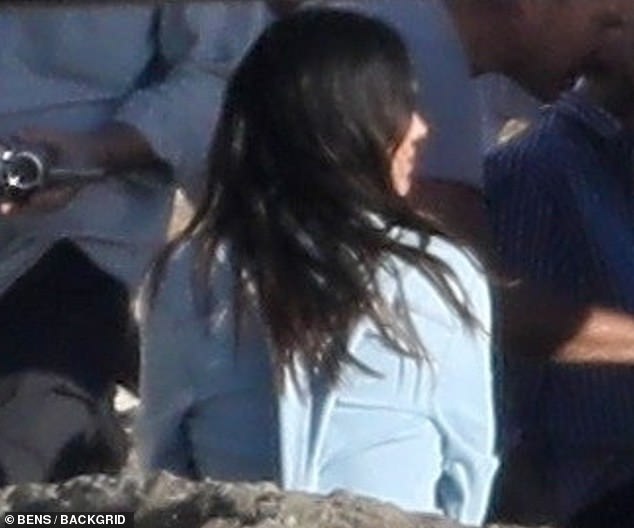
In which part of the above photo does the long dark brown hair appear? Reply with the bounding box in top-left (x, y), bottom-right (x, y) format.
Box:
top-left (151, 9), bottom-right (476, 387)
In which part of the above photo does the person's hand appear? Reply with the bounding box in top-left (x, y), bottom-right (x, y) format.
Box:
top-left (0, 122), bottom-right (163, 216)
top-left (0, 127), bottom-right (103, 216)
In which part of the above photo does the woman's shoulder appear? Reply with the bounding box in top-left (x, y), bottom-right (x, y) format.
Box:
top-left (426, 235), bottom-right (485, 286)
top-left (388, 232), bottom-right (486, 291)
top-left (384, 233), bottom-right (490, 329)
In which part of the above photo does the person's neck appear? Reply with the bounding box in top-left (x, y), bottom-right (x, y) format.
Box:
top-left (443, 0), bottom-right (515, 75)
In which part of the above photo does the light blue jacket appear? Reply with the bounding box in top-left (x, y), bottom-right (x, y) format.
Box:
top-left (138, 233), bottom-right (498, 525)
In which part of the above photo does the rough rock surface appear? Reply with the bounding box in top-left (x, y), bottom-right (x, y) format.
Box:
top-left (0, 471), bottom-right (547, 528)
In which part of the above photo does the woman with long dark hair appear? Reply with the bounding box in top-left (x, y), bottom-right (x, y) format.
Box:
top-left (138, 9), bottom-right (497, 524)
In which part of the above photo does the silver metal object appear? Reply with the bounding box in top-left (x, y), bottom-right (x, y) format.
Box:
top-left (0, 144), bottom-right (106, 198)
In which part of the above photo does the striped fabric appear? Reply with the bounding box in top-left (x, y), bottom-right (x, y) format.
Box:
top-left (486, 91), bottom-right (634, 311)
top-left (484, 90), bottom-right (634, 519)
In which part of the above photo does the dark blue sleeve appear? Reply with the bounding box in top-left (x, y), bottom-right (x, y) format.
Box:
top-left (483, 140), bottom-right (581, 294)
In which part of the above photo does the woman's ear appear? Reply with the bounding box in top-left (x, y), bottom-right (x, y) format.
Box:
top-left (391, 113), bottom-right (429, 197)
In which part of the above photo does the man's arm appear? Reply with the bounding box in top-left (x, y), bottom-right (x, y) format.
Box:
top-left (558, 308), bottom-right (634, 364)
top-left (0, 123), bottom-right (163, 215)
top-left (484, 145), bottom-right (634, 365)
top-left (411, 166), bottom-right (634, 366)
top-left (498, 277), bottom-right (634, 364)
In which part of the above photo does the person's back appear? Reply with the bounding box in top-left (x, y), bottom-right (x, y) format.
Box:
top-left (141, 232), bottom-right (494, 515)
top-left (485, 84), bottom-right (634, 524)
top-left (138, 10), bottom-right (497, 525)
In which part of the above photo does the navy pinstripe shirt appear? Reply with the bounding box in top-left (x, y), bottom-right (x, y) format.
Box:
top-left (484, 91), bottom-right (634, 516)
top-left (487, 91), bottom-right (634, 312)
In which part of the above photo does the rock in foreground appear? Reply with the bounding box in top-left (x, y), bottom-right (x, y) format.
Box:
top-left (0, 472), bottom-right (547, 528)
